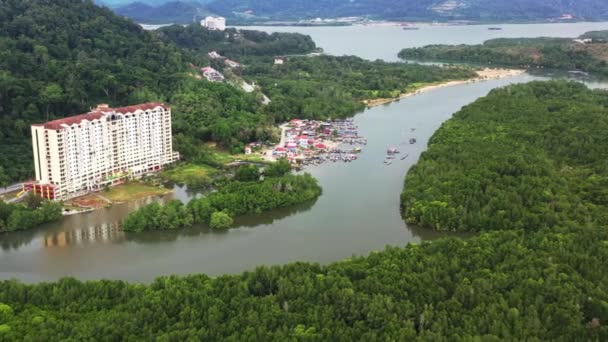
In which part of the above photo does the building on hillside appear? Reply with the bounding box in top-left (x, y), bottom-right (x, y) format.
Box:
top-left (274, 57), bottom-right (285, 65)
top-left (201, 16), bottom-right (226, 31)
top-left (224, 59), bottom-right (241, 68)
top-left (208, 51), bottom-right (223, 59)
top-left (201, 67), bottom-right (225, 82)
top-left (28, 103), bottom-right (179, 200)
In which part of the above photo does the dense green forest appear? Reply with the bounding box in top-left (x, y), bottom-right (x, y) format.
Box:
top-left (157, 24), bottom-right (317, 59)
top-left (0, 194), bottom-right (62, 233)
top-left (401, 81), bottom-right (608, 232)
top-left (0, 0), bottom-right (186, 182)
top-left (123, 164), bottom-right (321, 231)
top-left (399, 32), bottom-right (608, 77)
top-left (0, 226), bottom-right (606, 339)
top-left (242, 55), bottom-right (476, 121)
top-left (113, 1), bottom-right (210, 25)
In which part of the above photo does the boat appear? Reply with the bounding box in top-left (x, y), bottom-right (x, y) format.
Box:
top-left (386, 155), bottom-right (396, 160)
top-left (402, 27), bottom-right (420, 31)
top-left (400, 154), bottom-right (409, 160)
top-left (409, 138), bottom-right (417, 144)
top-left (387, 147), bottom-right (400, 154)
top-left (384, 160), bottom-right (393, 165)
top-left (488, 27), bottom-right (503, 31)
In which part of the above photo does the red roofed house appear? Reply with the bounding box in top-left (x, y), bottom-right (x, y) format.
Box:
top-left (29, 103), bottom-right (180, 200)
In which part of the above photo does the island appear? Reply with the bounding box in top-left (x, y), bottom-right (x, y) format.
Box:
top-left (398, 31), bottom-right (608, 77)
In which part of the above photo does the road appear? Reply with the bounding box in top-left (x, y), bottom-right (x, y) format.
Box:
top-left (0, 183), bottom-right (23, 195)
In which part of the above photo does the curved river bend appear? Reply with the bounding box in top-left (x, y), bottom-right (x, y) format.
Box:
top-left (1, 23), bottom-right (607, 283)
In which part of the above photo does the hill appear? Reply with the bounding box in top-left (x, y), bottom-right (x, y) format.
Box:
top-left (114, 1), bottom-right (210, 24)
top-left (207, 0), bottom-right (608, 22)
top-left (398, 31), bottom-right (608, 77)
top-left (0, 0), bottom-right (188, 183)
top-left (104, 0), bottom-right (608, 24)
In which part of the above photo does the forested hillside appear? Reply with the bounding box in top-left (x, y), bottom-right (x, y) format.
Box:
top-left (401, 81), bottom-right (608, 232)
top-left (0, 226), bottom-right (606, 339)
top-left (242, 55), bottom-right (476, 121)
top-left (113, 1), bottom-right (209, 24)
top-left (0, 0), bottom-right (187, 182)
top-left (157, 24), bottom-right (317, 58)
top-left (399, 31), bottom-right (608, 77)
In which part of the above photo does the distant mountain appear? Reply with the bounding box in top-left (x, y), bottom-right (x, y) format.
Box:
top-left (95, 0), bottom-right (170, 8)
top-left (206, 0), bottom-right (608, 22)
top-left (114, 1), bottom-right (210, 24)
top-left (107, 0), bottom-right (608, 24)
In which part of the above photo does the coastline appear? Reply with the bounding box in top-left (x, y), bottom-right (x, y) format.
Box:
top-left (364, 68), bottom-right (525, 108)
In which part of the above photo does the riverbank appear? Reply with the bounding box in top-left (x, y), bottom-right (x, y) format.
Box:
top-left (67, 182), bottom-right (172, 211)
top-left (364, 68), bottom-right (525, 107)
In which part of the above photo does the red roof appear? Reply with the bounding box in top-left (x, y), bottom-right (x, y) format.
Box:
top-left (36, 102), bottom-right (167, 130)
top-left (275, 147), bottom-right (287, 152)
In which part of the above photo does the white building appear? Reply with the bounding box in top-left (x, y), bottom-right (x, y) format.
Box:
top-left (201, 16), bottom-right (226, 31)
top-left (201, 66), bottom-right (225, 82)
top-left (29, 103), bottom-right (179, 200)
top-left (224, 59), bottom-right (241, 68)
top-left (208, 51), bottom-right (223, 59)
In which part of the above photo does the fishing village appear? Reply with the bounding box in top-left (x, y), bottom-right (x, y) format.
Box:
top-left (259, 118), bottom-right (420, 169)
top-left (262, 119), bottom-right (367, 168)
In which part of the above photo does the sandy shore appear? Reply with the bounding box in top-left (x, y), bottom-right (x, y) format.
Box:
top-left (364, 68), bottom-right (525, 108)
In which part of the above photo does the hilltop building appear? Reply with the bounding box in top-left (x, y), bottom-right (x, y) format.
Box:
top-left (28, 103), bottom-right (179, 200)
top-left (201, 16), bottom-right (226, 31)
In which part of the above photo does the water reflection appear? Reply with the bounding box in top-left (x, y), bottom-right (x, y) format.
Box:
top-left (43, 223), bottom-right (124, 248)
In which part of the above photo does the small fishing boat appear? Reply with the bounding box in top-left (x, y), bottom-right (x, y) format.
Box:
top-left (387, 147), bottom-right (400, 154)
top-left (400, 154), bottom-right (409, 160)
top-left (488, 27), bottom-right (503, 31)
top-left (409, 138), bottom-right (417, 144)
top-left (384, 160), bottom-right (393, 165)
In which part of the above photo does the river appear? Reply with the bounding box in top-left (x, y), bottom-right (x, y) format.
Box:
top-left (1, 23), bottom-right (607, 283)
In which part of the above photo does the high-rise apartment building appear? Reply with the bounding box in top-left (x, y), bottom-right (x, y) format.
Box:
top-left (28, 103), bottom-right (179, 200)
top-left (200, 16), bottom-right (226, 31)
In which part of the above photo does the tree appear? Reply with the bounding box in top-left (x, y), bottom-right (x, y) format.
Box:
top-left (40, 84), bottom-right (64, 121)
top-left (209, 211), bottom-right (233, 230)
top-left (264, 159), bottom-right (291, 178)
top-left (0, 167), bottom-right (9, 189)
top-left (234, 165), bottom-right (260, 182)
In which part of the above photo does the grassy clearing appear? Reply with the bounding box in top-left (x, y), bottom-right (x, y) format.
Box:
top-left (161, 163), bottom-right (220, 184)
top-left (103, 182), bottom-right (171, 202)
top-left (204, 145), bottom-right (268, 166)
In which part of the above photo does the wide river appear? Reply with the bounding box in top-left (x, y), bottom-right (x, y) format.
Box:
top-left (2, 22), bottom-right (608, 283)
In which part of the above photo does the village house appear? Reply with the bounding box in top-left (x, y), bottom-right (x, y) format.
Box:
top-left (208, 51), bottom-right (223, 59)
top-left (201, 67), bottom-right (225, 82)
top-left (224, 59), bottom-right (241, 68)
